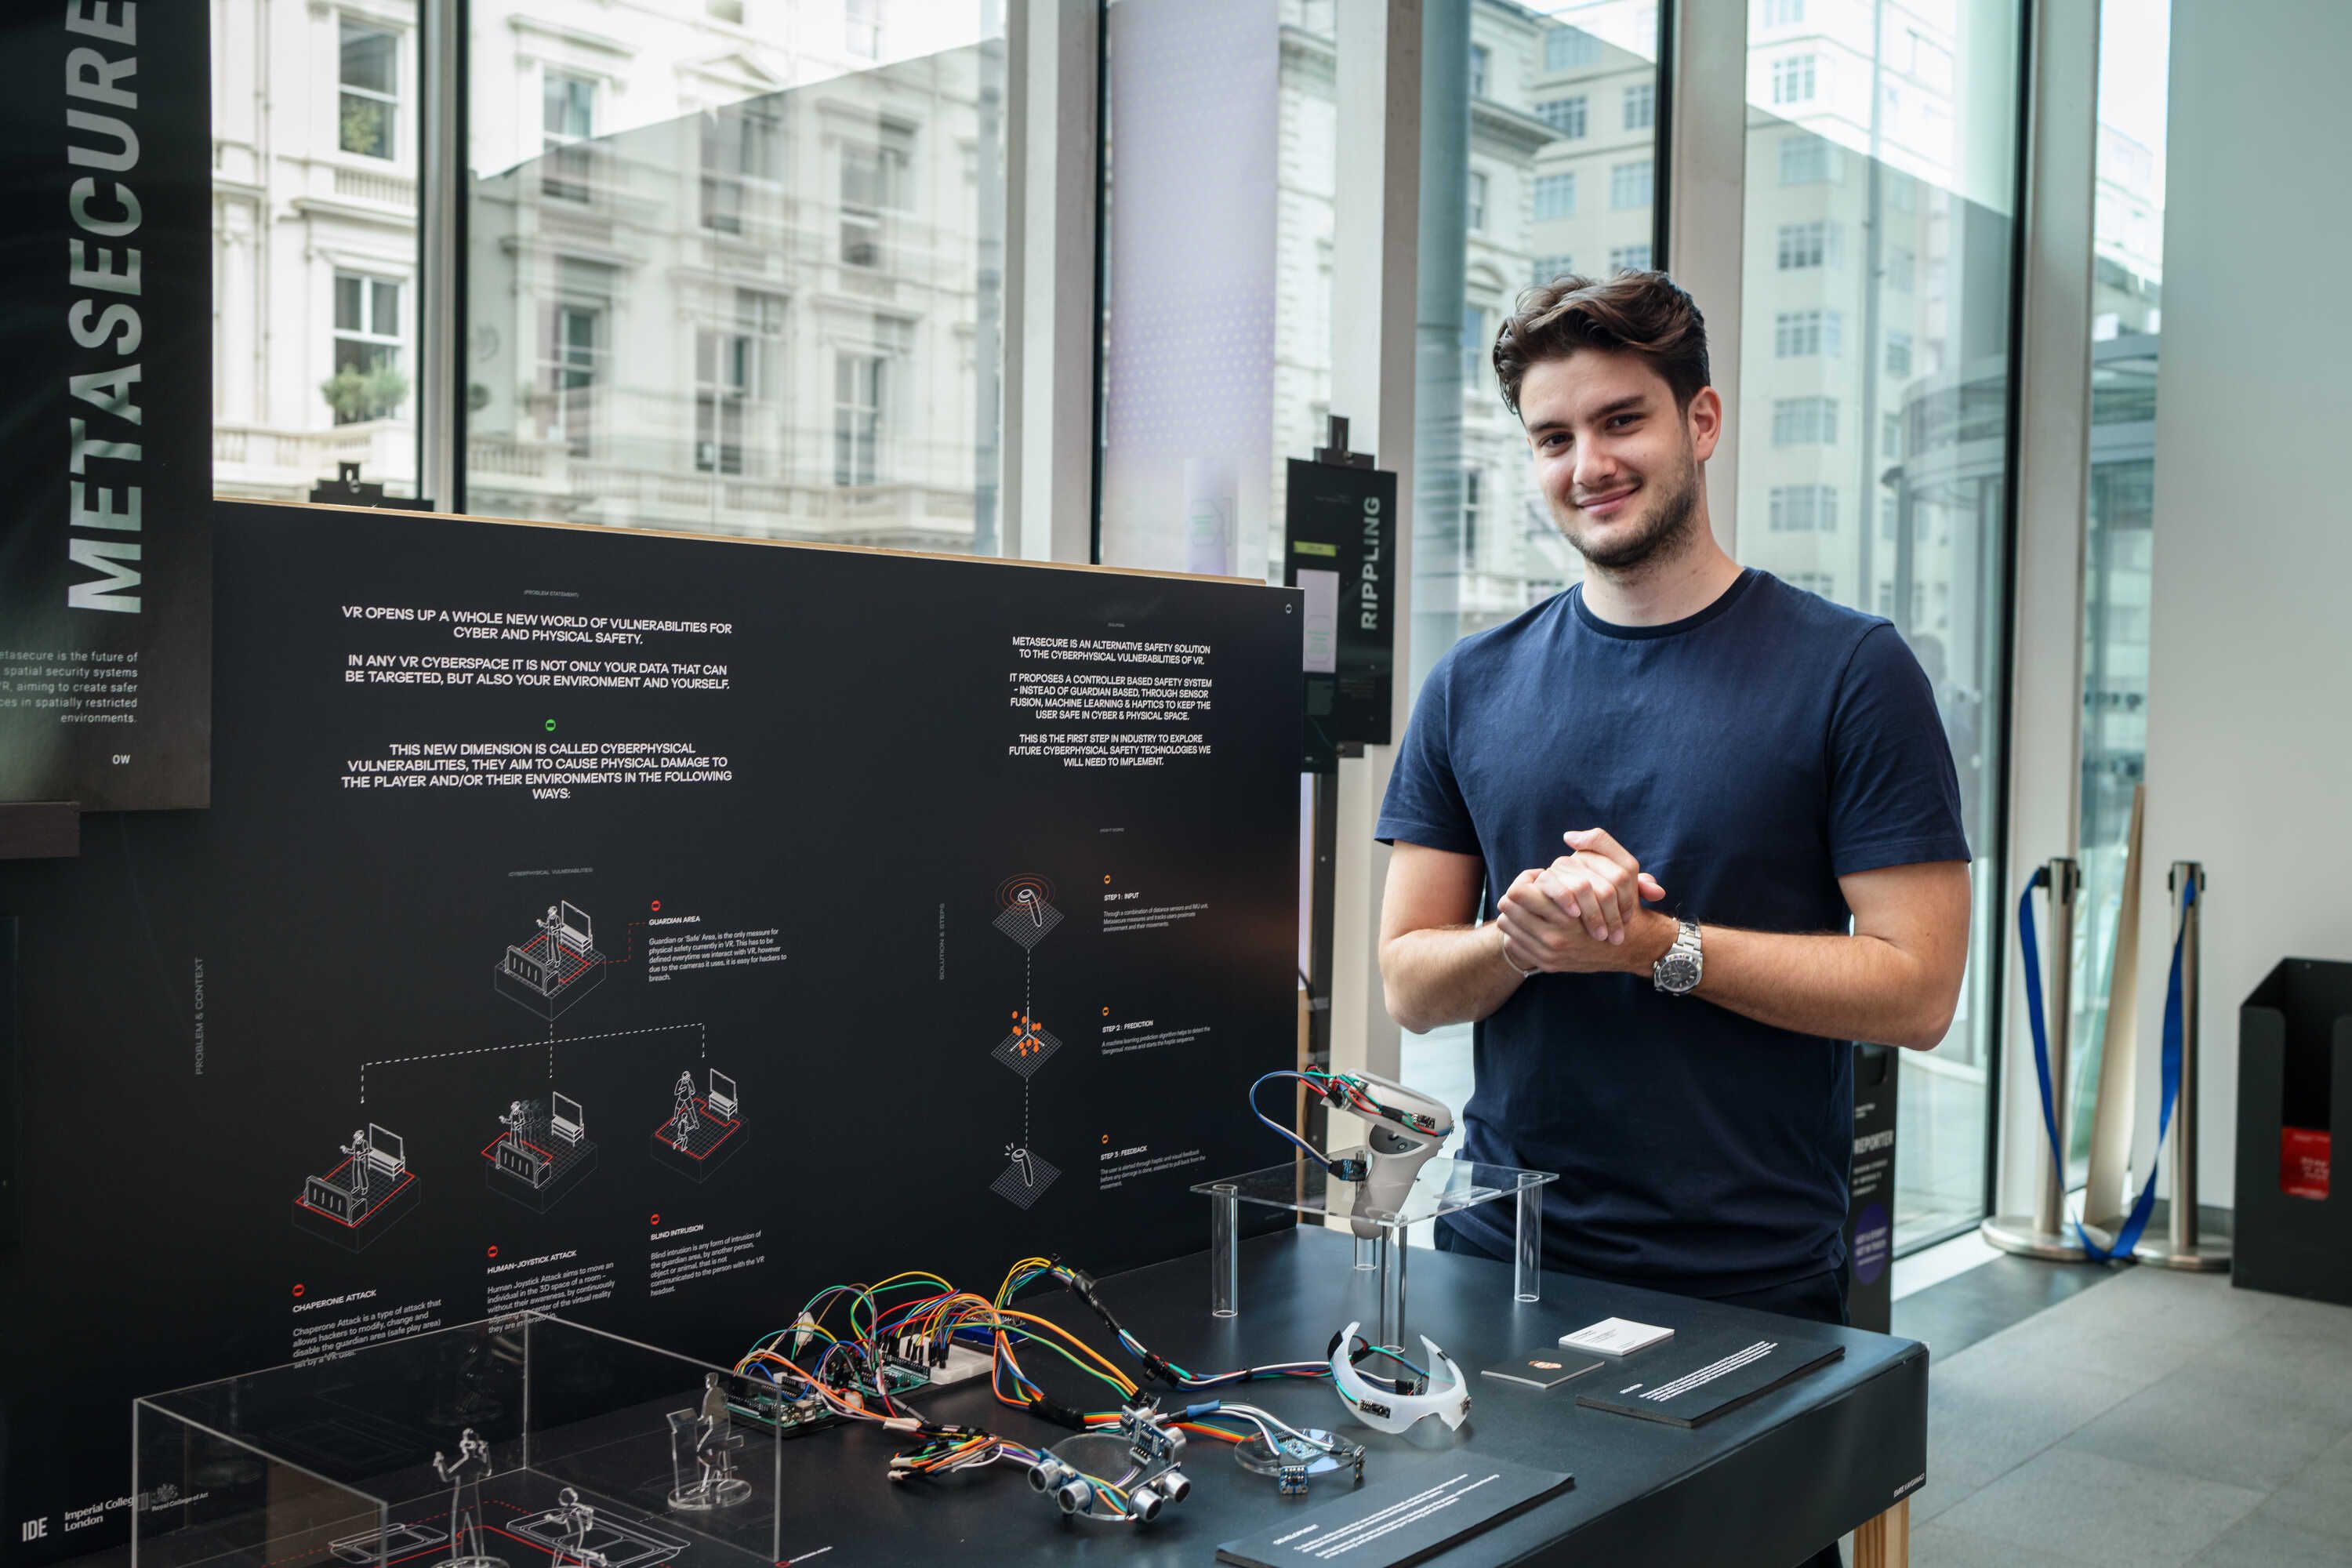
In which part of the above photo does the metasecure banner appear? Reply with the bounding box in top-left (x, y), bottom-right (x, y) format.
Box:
top-left (0, 1), bottom-right (212, 809)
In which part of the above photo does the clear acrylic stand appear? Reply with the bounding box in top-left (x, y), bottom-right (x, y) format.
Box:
top-left (1191, 1151), bottom-right (1556, 1349)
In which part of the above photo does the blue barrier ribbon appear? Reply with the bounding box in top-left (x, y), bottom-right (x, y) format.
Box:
top-left (2017, 867), bottom-right (2193, 1259)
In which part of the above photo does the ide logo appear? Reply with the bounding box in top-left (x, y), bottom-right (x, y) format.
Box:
top-left (23, 1518), bottom-right (49, 1541)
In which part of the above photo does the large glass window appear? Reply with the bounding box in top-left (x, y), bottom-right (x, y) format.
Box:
top-left (1739, 0), bottom-right (2025, 1250)
top-left (217, 8), bottom-right (421, 500)
top-left (463, 2), bottom-right (1007, 549)
top-left (2067, 0), bottom-right (2171, 1171)
top-left (1401, 3), bottom-right (1664, 1140)
top-left (216, 1), bottom-right (1004, 541)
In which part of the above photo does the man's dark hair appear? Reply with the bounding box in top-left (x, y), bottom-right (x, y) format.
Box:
top-left (1493, 270), bottom-right (1711, 418)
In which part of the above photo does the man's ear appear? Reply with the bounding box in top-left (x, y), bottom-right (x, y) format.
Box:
top-left (1686, 385), bottom-right (1724, 463)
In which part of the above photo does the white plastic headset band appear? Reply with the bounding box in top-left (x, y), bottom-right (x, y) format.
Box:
top-left (1327, 1322), bottom-right (1470, 1435)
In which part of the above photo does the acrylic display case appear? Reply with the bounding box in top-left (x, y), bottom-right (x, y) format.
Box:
top-left (132, 1314), bottom-right (785, 1568)
top-left (1192, 1150), bottom-right (1556, 1347)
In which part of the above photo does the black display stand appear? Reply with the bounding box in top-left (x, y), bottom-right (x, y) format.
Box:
top-left (2234, 957), bottom-right (2352, 1306)
top-left (1844, 1043), bottom-right (1899, 1333)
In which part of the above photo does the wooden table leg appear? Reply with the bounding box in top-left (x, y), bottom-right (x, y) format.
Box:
top-left (1853, 1497), bottom-right (1909, 1568)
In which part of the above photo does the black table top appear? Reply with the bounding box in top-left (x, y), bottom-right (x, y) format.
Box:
top-left (759, 1225), bottom-right (1928, 1566)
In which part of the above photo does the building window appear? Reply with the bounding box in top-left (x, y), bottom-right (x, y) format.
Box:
top-left (1531, 253), bottom-right (1573, 287)
top-left (1775, 219), bottom-right (1838, 270)
top-left (1763, 0), bottom-right (1806, 26)
top-left (1790, 571), bottom-right (1835, 597)
top-left (1886, 331), bottom-right (1913, 377)
top-left (1466, 170), bottom-right (1488, 234)
top-left (1610, 159), bottom-right (1652, 210)
top-left (338, 21), bottom-right (397, 160)
top-left (1770, 395), bottom-right (1838, 446)
top-left (1609, 243), bottom-right (1650, 274)
top-left (707, 0), bottom-right (745, 20)
top-left (1534, 172), bottom-right (1576, 220)
top-left (696, 292), bottom-right (781, 476)
top-left (1462, 469), bottom-right (1482, 564)
top-left (542, 73), bottom-right (597, 201)
top-left (1623, 82), bottom-right (1654, 131)
top-left (1544, 28), bottom-right (1599, 71)
top-left (1778, 134), bottom-right (1840, 185)
top-left (328, 273), bottom-right (404, 424)
top-left (1887, 245), bottom-right (1915, 292)
top-left (1468, 43), bottom-right (1489, 100)
top-left (846, 0), bottom-right (880, 60)
top-left (1768, 484), bottom-right (1838, 532)
top-left (1773, 308), bottom-right (1840, 358)
top-left (835, 353), bottom-right (885, 485)
top-left (702, 103), bottom-right (779, 234)
top-left (541, 304), bottom-right (601, 457)
top-left (1882, 412), bottom-right (1903, 458)
top-left (1536, 96), bottom-right (1587, 137)
top-left (840, 136), bottom-right (910, 267)
top-left (1772, 54), bottom-right (1818, 105)
top-left (1461, 303), bottom-right (1491, 387)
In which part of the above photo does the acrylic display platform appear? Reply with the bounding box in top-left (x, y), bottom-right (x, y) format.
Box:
top-left (132, 1314), bottom-right (785, 1568)
top-left (1191, 1151), bottom-right (1555, 1347)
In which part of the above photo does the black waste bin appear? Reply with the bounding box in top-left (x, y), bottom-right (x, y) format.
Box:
top-left (2234, 957), bottom-right (2352, 1305)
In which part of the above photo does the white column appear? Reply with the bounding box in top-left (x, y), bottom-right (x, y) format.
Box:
top-left (1326, 0), bottom-right (1423, 1085)
top-left (1993, 0), bottom-right (2099, 1218)
top-left (1003, 0), bottom-right (1100, 564)
top-left (1662, 0), bottom-right (1748, 550)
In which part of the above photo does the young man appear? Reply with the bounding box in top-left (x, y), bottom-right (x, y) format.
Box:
top-left (1376, 272), bottom-right (1968, 1566)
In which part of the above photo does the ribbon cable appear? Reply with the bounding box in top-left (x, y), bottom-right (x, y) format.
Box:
top-left (2017, 866), bottom-right (2192, 1259)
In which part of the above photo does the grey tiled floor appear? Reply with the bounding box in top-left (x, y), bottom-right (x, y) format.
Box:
top-left (1909, 1269), bottom-right (2352, 1566)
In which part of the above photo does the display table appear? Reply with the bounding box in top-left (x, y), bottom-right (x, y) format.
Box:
top-left (134, 1226), bottom-right (1925, 1568)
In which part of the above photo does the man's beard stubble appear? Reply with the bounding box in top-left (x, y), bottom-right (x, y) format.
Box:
top-left (1555, 447), bottom-right (1701, 574)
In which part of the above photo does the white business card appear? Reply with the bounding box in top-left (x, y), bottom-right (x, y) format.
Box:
top-left (1559, 1317), bottom-right (1674, 1356)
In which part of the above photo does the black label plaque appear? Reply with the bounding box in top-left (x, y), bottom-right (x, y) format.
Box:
top-left (1283, 458), bottom-right (1396, 771)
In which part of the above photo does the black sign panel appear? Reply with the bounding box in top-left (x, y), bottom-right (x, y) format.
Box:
top-left (1845, 1044), bottom-right (1900, 1333)
top-left (1283, 459), bottom-right (1396, 770)
top-left (0, 2), bottom-right (212, 810)
top-left (0, 502), bottom-right (1301, 1561)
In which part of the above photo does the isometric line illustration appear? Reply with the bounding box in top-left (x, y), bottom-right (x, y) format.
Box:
top-left (293, 1123), bottom-right (421, 1250)
top-left (496, 900), bottom-right (611, 1019)
top-left (485, 1093), bottom-right (601, 1213)
top-left (651, 1067), bottom-right (746, 1183)
top-left (992, 873), bottom-right (1062, 1209)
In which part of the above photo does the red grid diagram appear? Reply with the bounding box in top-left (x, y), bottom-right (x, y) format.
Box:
top-left (296, 1153), bottom-right (418, 1229)
top-left (651, 1097), bottom-right (742, 1162)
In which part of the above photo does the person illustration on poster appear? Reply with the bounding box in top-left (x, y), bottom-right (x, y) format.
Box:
top-left (430, 1428), bottom-right (503, 1568)
top-left (340, 1128), bottom-right (372, 1205)
top-left (671, 1072), bottom-right (700, 1142)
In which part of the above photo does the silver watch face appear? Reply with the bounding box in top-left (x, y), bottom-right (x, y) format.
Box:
top-left (1657, 950), bottom-right (1701, 993)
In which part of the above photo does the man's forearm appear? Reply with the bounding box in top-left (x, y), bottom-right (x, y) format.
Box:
top-left (1381, 924), bottom-right (1526, 1034)
top-left (1625, 912), bottom-right (1955, 1049)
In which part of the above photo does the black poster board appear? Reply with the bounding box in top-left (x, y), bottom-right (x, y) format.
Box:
top-left (1283, 459), bottom-right (1396, 771)
top-left (0, 2), bottom-right (212, 810)
top-left (0, 502), bottom-right (1301, 1560)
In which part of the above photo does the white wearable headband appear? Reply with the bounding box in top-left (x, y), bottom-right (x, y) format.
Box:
top-left (1327, 1323), bottom-right (1471, 1435)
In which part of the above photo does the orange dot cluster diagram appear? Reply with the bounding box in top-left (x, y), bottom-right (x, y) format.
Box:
top-left (1008, 1010), bottom-right (1049, 1056)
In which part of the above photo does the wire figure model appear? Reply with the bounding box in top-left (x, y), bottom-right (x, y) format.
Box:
top-left (430, 1428), bottom-right (505, 1568)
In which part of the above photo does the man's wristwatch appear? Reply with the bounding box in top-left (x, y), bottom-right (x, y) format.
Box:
top-left (1653, 918), bottom-right (1704, 995)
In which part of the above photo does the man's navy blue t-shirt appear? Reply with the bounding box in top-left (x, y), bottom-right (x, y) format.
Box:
top-left (1376, 569), bottom-right (1969, 1297)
